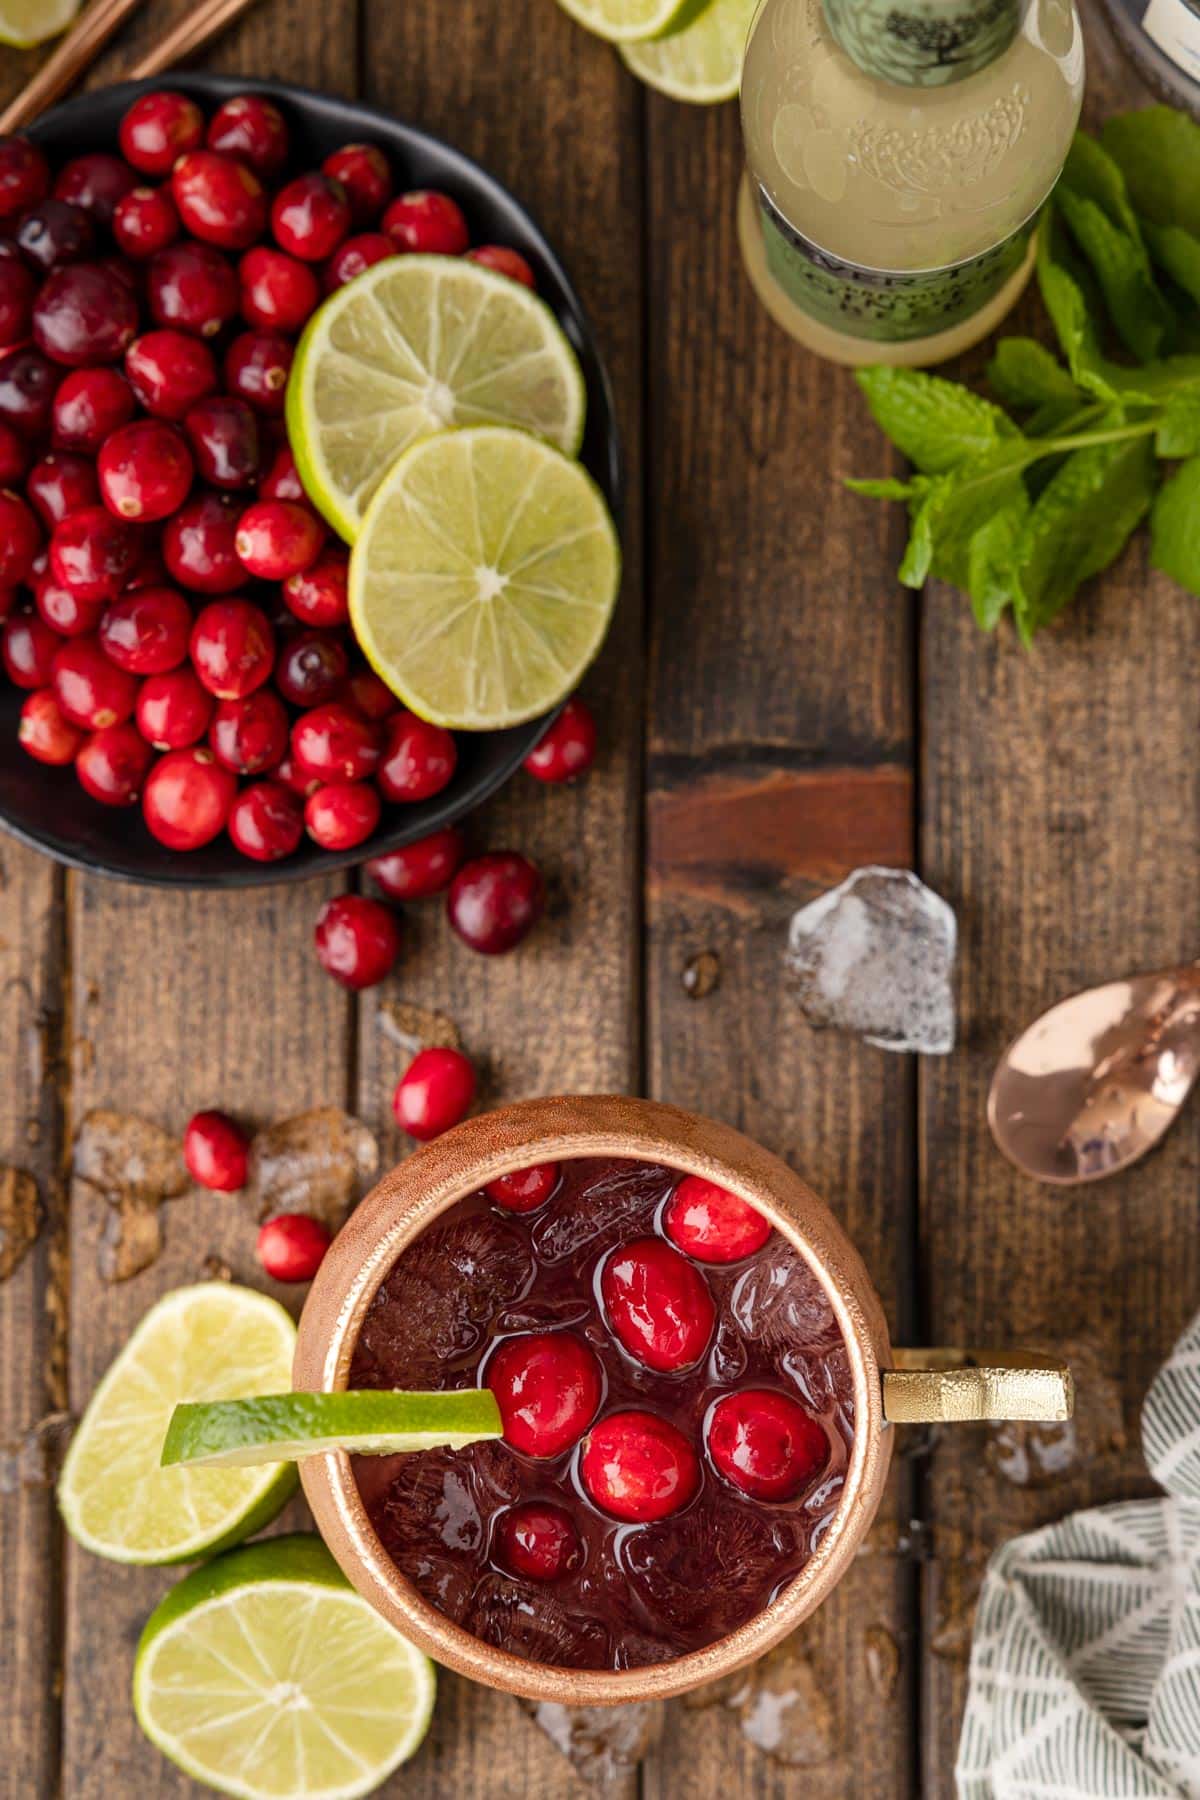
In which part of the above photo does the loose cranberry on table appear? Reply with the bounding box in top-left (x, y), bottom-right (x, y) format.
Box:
top-left (16, 200), bottom-right (95, 272)
top-left (447, 851), bottom-right (544, 955)
top-left (494, 1501), bottom-right (581, 1583)
top-left (99, 586), bottom-right (192, 674)
top-left (97, 419), bottom-right (193, 522)
top-left (75, 722), bottom-right (153, 805)
top-left (663, 1176), bottom-right (773, 1264)
top-left (366, 825), bottom-right (464, 900)
top-left (228, 779), bottom-right (305, 861)
top-left (291, 701), bottom-right (380, 782)
top-left (53, 153), bottom-right (138, 227)
top-left (206, 95), bottom-right (289, 183)
top-left (0, 259), bottom-right (35, 347)
top-left (137, 667), bottom-right (213, 749)
top-left (0, 347), bottom-right (60, 438)
top-left (382, 189), bottom-right (468, 255)
top-left (485, 1331), bottom-right (601, 1458)
top-left (32, 265), bottom-right (139, 369)
top-left (580, 1411), bottom-right (701, 1524)
top-left (322, 143), bottom-right (391, 225)
top-left (119, 91), bottom-right (205, 178)
top-left (183, 1108), bottom-right (249, 1191)
top-left (0, 491), bottom-right (41, 586)
top-left (274, 630), bottom-right (348, 707)
top-left (50, 507), bottom-right (138, 602)
top-left (304, 780), bottom-right (380, 851)
top-left (392, 1045), bottom-right (475, 1141)
top-left (18, 688), bottom-right (84, 766)
top-left (225, 331), bottom-right (292, 416)
top-left (706, 1389), bottom-right (828, 1503)
top-left (142, 745), bottom-right (237, 849)
top-left (485, 1161), bottom-right (559, 1213)
top-left (172, 151), bottom-right (267, 251)
top-left (323, 233), bottom-right (394, 292)
top-left (0, 135), bottom-right (50, 220)
top-left (523, 696), bottom-right (597, 783)
top-left (26, 452), bottom-right (99, 528)
top-left (3, 612), bottom-right (60, 688)
top-left (52, 367), bottom-right (134, 452)
top-left (376, 710), bottom-right (456, 803)
top-left (467, 245), bottom-right (536, 289)
top-left (601, 1236), bottom-right (715, 1372)
top-left (313, 892), bottom-right (400, 990)
top-left (163, 490), bottom-right (243, 592)
top-left (209, 688), bottom-right (289, 774)
top-left (148, 241), bottom-right (239, 338)
top-left (271, 173), bottom-right (351, 262)
top-left (53, 636), bottom-right (138, 731)
top-left (189, 598), bottom-right (275, 698)
top-left (113, 186), bottom-right (179, 260)
top-left (283, 553), bottom-right (348, 628)
top-left (235, 499), bottom-right (324, 580)
top-left (257, 1211), bottom-right (331, 1283)
top-left (238, 245), bottom-right (319, 333)
top-left (126, 330), bottom-right (218, 420)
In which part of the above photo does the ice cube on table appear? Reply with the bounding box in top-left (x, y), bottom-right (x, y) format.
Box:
top-left (785, 866), bottom-right (957, 1055)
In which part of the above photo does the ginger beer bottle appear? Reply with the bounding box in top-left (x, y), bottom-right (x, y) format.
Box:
top-left (739, 0), bottom-right (1085, 366)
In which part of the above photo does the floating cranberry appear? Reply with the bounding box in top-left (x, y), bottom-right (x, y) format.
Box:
top-left (313, 892), bottom-right (400, 990)
top-left (26, 451), bottom-right (99, 528)
top-left (235, 498), bottom-right (323, 580)
top-left (126, 329), bottom-right (218, 420)
top-left (36, 576), bottom-right (101, 638)
top-left (0, 258), bottom-right (34, 346)
top-left (340, 667), bottom-right (397, 722)
top-left (206, 95), bottom-right (289, 182)
top-left (0, 421), bottom-right (26, 485)
top-left (50, 507), bottom-right (137, 601)
top-left (98, 420), bottom-right (193, 522)
top-left (367, 826), bottom-right (464, 900)
top-left (663, 1176), bottom-right (773, 1265)
top-left (163, 489), bottom-right (243, 592)
top-left (486, 1331), bottom-right (600, 1459)
top-left (237, 245), bottom-right (319, 333)
top-left (382, 189), bottom-right (468, 255)
top-left (209, 687), bottom-right (288, 773)
top-left (189, 597), bottom-right (274, 698)
top-left (32, 263), bottom-right (138, 367)
top-left (467, 245), bottom-right (536, 289)
top-left (0, 136), bottom-right (50, 220)
top-left (447, 851), bottom-right (544, 955)
top-left (136, 666), bottom-right (213, 748)
top-left (0, 346), bottom-right (60, 437)
top-left (291, 701), bottom-right (380, 781)
top-left (304, 780), bottom-right (380, 851)
top-left (283, 552), bottom-right (348, 628)
top-left (486, 1163), bottom-right (559, 1213)
top-left (228, 779), bottom-right (304, 861)
top-left (113, 185), bottom-right (179, 259)
top-left (392, 1045), bottom-right (476, 1140)
top-left (0, 490), bottom-right (41, 584)
top-left (322, 232), bottom-right (393, 292)
top-left (53, 365), bottom-right (134, 450)
top-left (183, 1108), bottom-right (249, 1191)
top-left (495, 1501), bottom-right (581, 1583)
top-left (706, 1389), bottom-right (828, 1503)
top-left (148, 241), bottom-right (239, 338)
top-left (601, 1237), bottom-right (715, 1374)
top-left (184, 394), bottom-right (261, 487)
top-left (376, 710), bottom-right (456, 803)
top-left (18, 687), bottom-right (84, 765)
top-left (257, 1211), bottom-right (331, 1283)
top-left (523, 697), bottom-right (596, 783)
top-left (272, 173), bottom-right (351, 262)
top-left (119, 91), bottom-right (205, 178)
top-left (16, 199), bottom-right (94, 272)
top-left (99, 586), bottom-right (191, 674)
top-left (322, 143), bottom-right (392, 226)
top-left (142, 745), bottom-right (236, 849)
top-left (257, 439), bottom-right (306, 503)
top-left (224, 330), bottom-right (291, 416)
top-left (53, 635), bottom-right (138, 730)
top-left (274, 630), bottom-right (347, 707)
top-left (172, 150), bottom-right (267, 251)
top-left (3, 611), bottom-right (59, 687)
top-left (53, 153), bottom-right (138, 227)
top-left (580, 1411), bottom-right (700, 1523)
top-left (75, 721), bottom-right (152, 805)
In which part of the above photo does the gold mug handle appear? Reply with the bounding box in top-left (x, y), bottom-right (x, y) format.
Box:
top-left (882, 1349), bottom-right (1074, 1424)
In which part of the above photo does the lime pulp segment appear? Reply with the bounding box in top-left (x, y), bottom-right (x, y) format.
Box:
top-left (620, 0), bottom-right (759, 101)
top-left (163, 1388), bottom-right (504, 1467)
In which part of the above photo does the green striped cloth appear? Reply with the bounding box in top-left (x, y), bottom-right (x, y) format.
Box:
top-left (958, 1313), bottom-right (1200, 1796)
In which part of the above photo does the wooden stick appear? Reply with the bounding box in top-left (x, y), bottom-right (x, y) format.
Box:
top-left (0, 0), bottom-right (145, 134)
top-left (128, 0), bottom-right (263, 79)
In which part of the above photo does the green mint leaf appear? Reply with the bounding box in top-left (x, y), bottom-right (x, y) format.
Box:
top-left (1156, 390), bottom-right (1200, 456)
top-left (1150, 454), bottom-right (1200, 594)
top-left (1015, 429), bottom-right (1155, 637)
top-left (1143, 221), bottom-right (1200, 307)
top-left (1102, 107), bottom-right (1200, 237)
top-left (987, 338), bottom-right (1080, 411)
top-left (1036, 208), bottom-right (1117, 396)
top-left (1055, 185), bottom-right (1171, 363)
top-left (854, 366), bottom-right (1018, 475)
top-left (898, 486), bottom-right (938, 587)
top-left (966, 496), bottom-right (1030, 631)
top-left (922, 443), bottom-right (1032, 590)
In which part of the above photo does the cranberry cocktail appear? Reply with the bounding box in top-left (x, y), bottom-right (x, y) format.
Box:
top-left (350, 1157), bottom-right (853, 1671)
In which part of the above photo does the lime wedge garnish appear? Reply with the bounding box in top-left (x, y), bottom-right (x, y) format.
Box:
top-left (620, 0), bottom-right (758, 101)
top-left (349, 424), bottom-right (620, 730)
top-left (287, 254), bottom-right (587, 542)
top-left (134, 1533), bottom-right (435, 1800)
top-left (0, 0), bottom-right (79, 46)
top-left (553, 0), bottom-right (702, 44)
top-left (58, 1284), bottom-right (297, 1565)
top-left (163, 1388), bottom-right (503, 1467)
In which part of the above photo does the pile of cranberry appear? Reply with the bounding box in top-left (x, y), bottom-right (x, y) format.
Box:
top-left (0, 88), bottom-right (596, 867)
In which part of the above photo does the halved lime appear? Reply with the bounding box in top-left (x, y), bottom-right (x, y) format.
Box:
top-left (621, 0), bottom-right (758, 101)
top-left (287, 255), bottom-right (587, 541)
top-left (58, 1284), bottom-right (297, 1565)
top-left (134, 1534), bottom-right (435, 1800)
top-left (0, 0), bottom-right (79, 47)
top-left (163, 1389), bottom-right (503, 1467)
top-left (554, 0), bottom-right (702, 43)
top-left (350, 425), bottom-right (620, 730)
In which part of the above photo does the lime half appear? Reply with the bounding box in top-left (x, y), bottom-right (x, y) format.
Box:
top-left (0, 0), bottom-right (79, 46)
top-left (621, 0), bottom-right (758, 100)
top-left (288, 255), bottom-right (587, 541)
top-left (134, 1534), bottom-right (435, 1800)
top-left (350, 425), bottom-right (620, 730)
top-left (554, 0), bottom-right (702, 43)
top-left (58, 1284), bottom-right (297, 1565)
top-left (163, 1389), bottom-right (503, 1467)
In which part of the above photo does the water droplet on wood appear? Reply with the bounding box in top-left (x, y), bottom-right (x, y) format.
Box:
top-left (0, 1165), bottom-right (41, 1280)
top-left (735, 1635), bottom-right (838, 1766)
top-left (377, 1001), bottom-right (462, 1058)
top-left (682, 951), bottom-right (721, 999)
top-left (247, 1108), bottom-right (378, 1227)
top-left (0, 1411), bottom-right (72, 1492)
top-left (200, 1254), bottom-right (233, 1282)
top-left (73, 1110), bottom-right (186, 1283)
top-left (986, 1338), bottom-right (1124, 1488)
top-left (520, 1700), bottom-right (664, 1786)
top-left (864, 1624), bottom-right (900, 1699)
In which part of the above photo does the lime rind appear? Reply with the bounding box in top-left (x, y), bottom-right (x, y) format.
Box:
top-left (163, 1389), bottom-right (504, 1467)
top-left (0, 0), bottom-right (80, 47)
top-left (553, 0), bottom-right (698, 43)
top-left (620, 0), bottom-right (758, 101)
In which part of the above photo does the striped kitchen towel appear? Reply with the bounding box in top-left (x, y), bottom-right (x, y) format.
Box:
top-left (958, 1312), bottom-right (1200, 1797)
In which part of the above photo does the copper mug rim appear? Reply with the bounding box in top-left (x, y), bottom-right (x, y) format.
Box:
top-left (293, 1095), bottom-right (1070, 1705)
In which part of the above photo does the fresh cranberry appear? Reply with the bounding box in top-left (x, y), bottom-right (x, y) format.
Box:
top-left (257, 1211), bottom-right (331, 1283)
top-left (224, 330), bottom-right (291, 416)
top-left (494, 1500), bottom-right (581, 1582)
top-left (235, 499), bottom-right (324, 580)
top-left (51, 507), bottom-right (137, 601)
top-left (26, 452), bottom-right (98, 527)
top-left (274, 630), bottom-right (347, 707)
top-left (272, 173), bottom-right (350, 262)
top-left (36, 576), bottom-right (101, 637)
top-left (0, 136), bottom-right (50, 220)
top-left (0, 490), bottom-right (41, 583)
top-left (581, 1411), bottom-right (700, 1523)
top-left (119, 91), bottom-right (205, 178)
top-left (228, 779), bottom-right (304, 861)
top-left (0, 421), bottom-right (26, 485)
top-left (382, 190), bottom-right (468, 255)
top-left (706, 1389), bottom-right (828, 1502)
top-left (136, 666), bottom-right (212, 748)
top-left (52, 366), bottom-right (134, 450)
top-left (0, 346), bottom-right (59, 437)
top-left (3, 610), bottom-right (59, 687)
top-left (486, 1163), bottom-right (559, 1213)
top-left (292, 702), bottom-right (380, 781)
top-left (142, 745), bottom-right (236, 849)
top-left (663, 1177), bottom-right (773, 1265)
top-left (53, 153), bottom-right (138, 227)
top-left (237, 245), bottom-right (319, 333)
top-left (208, 688), bottom-right (288, 773)
top-left (32, 263), bottom-right (138, 367)
top-left (467, 245), bottom-right (536, 289)
top-left (18, 687), bottom-right (84, 765)
top-left (392, 1045), bottom-right (476, 1140)
top-left (322, 144), bottom-right (391, 226)
top-left (485, 1331), bottom-right (600, 1458)
top-left (184, 394), bottom-right (261, 488)
top-left (257, 439), bottom-right (307, 503)
top-left (126, 330), bottom-right (218, 420)
top-left (171, 151), bottom-right (267, 251)
top-left (366, 826), bottom-right (464, 900)
top-left (183, 1108), bottom-right (249, 1191)
top-left (376, 710), bottom-right (456, 803)
top-left (0, 588), bottom-right (16, 622)
top-left (314, 892), bottom-right (400, 990)
top-left (127, 538), bottom-right (169, 592)
top-left (53, 636), bottom-right (138, 729)
top-left (97, 420), bottom-right (193, 522)
top-left (340, 667), bottom-right (397, 721)
top-left (523, 697), bottom-right (596, 783)
top-left (16, 200), bottom-right (94, 272)
top-left (447, 851), bottom-right (544, 955)
top-left (75, 721), bottom-right (153, 805)
top-left (189, 598), bottom-right (274, 698)
top-left (163, 490), bottom-right (243, 592)
top-left (322, 232), bottom-right (393, 291)
top-left (206, 95), bottom-right (289, 182)
top-left (283, 552), bottom-right (348, 628)
top-left (601, 1237), bottom-right (715, 1373)
top-left (304, 780), bottom-right (380, 851)
top-left (99, 586), bottom-right (191, 674)
top-left (0, 258), bottom-right (34, 346)
top-left (148, 242), bottom-right (239, 338)
top-left (97, 253), bottom-right (141, 297)
top-left (275, 753), bottom-right (319, 798)
top-left (113, 185), bottom-right (179, 259)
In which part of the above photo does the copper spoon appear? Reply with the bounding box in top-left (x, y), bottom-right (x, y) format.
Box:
top-left (988, 963), bottom-right (1200, 1184)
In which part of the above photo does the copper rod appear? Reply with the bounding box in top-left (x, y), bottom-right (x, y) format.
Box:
top-left (0, 0), bottom-right (145, 134)
top-left (128, 0), bottom-right (262, 78)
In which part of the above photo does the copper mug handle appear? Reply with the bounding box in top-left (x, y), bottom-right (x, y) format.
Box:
top-left (882, 1349), bottom-right (1074, 1424)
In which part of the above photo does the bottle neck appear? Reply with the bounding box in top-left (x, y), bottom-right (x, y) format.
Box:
top-left (822, 0), bottom-right (1021, 85)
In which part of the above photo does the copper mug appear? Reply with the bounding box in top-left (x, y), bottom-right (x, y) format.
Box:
top-left (294, 1095), bottom-right (1071, 1704)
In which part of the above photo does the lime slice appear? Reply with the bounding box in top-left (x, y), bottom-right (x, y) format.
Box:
top-left (350, 425), bottom-right (620, 730)
top-left (554, 0), bottom-right (702, 43)
top-left (134, 1533), bottom-right (435, 1800)
top-left (0, 0), bottom-right (79, 47)
top-left (58, 1284), bottom-right (297, 1565)
top-left (163, 1389), bottom-right (503, 1467)
top-left (620, 0), bottom-right (758, 100)
top-left (287, 255), bottom-right (587, 541)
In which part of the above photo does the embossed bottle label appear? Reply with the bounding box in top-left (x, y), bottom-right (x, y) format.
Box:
top-left (823, 0), bottom-right (1020, 85)
top-left (1141, 0), bottom-right (1200, 78)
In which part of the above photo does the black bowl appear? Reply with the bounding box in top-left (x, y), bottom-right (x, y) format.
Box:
top-left (8, 74), bottom-right (621, 887)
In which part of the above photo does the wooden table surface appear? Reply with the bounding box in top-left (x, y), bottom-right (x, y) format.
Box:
top-left (2, 3), bottom-right (1197, 1795)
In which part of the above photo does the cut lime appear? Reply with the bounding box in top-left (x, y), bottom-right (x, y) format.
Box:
top-left (58, 1284), bottom-right (297, 1565)
top-left (0, 0), bottom-right (79, 47)
top-left (134, 1534), bottom-right (435, 1800)
top-left (620, 0), bottom-right (758, 100)
top-left (350, 425), bottom-right (620, 730)
top-left (163, 1389), bottom-right (503, 1467)
top-left (554, 0), bottom-right (702, 43)
top-left (287, 255), bottom-right (587, 541)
